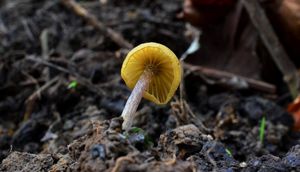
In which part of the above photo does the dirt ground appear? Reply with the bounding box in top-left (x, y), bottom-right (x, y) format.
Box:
top-left (0, 0), bottom-right (300, 172)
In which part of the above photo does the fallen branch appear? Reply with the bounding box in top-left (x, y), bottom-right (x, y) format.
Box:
top-left (61, 0), bottom-right (133, 49)
top-left (183, 62), bottom-right (276, 94)
top-left (242, 0), bottom-right (300, 97)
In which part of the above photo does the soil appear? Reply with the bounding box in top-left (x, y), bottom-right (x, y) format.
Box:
top-left (0, 0), bottom-right (300, 172)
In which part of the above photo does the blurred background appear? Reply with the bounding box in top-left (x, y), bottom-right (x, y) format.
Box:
top-left (0, 0), bottom-right (300, 171)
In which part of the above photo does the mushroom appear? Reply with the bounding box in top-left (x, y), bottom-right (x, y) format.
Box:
top-left (121, 42), bottom-right (181, 131)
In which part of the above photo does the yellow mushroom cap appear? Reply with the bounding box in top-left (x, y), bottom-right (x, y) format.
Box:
top-left (121, 42), bottom-right (181, 105)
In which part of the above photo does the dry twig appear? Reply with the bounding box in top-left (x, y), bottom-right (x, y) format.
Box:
top-left (205, 142), bottom-right (217, 172)
top-left (24, 76), bottom-right (60, 120)
top-left (61, 0), bottom-right (133, 49)
top-left (183, 62), bottom-right (276, 94)
top-left (26, 55), bottom-right (106, 96)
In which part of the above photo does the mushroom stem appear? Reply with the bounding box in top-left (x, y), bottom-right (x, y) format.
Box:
top-left (121, 71), bottom-right (152, 131)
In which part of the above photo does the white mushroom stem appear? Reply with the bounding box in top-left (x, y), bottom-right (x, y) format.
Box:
top-left (121, 71), bottom-right (152, 131)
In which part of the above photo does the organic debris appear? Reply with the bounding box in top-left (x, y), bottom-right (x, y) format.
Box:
top-left (0, 0), bottom-right (300, 171)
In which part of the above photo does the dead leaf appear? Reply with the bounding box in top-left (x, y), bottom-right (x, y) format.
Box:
top-left (287, 95), bottom-right (300, 131)
top-left (266, 0), bottom-right (300, 65)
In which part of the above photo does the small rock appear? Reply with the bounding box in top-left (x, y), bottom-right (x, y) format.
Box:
top-left (239, 162), bottom-right (247, 168)
top-left (91, 144), bottom-right (106, 160)
top-left (158, 124), bottom-right (212, 159)
top-left (282, 145), bottom-right (300, 169)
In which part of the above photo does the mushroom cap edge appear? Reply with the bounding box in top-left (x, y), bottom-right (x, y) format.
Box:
top-left (121, 42), bottom-right (181, 105)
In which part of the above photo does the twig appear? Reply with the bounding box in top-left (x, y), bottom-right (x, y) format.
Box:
top-left (61, 0), bottom-right (133, 49)
top-left (184, 100), bottom-right (211, 133)
top-left (26, 55), bottom-right (106, 96)
top-left (171, 96), bottom-right (211, 133)
top-left (242, 0), bottom-right (300, 98)
top-left (26, 76), bottom-right (59, 103)
top-left (21, 19), bottom-right (35, 42)
top-left (183, 62), bottom-right (276, 94)
top-left (27, 55), bottom-right (71, 73)
top-left (21, 71), bottom-right (41, 90)
top-left (206, 142), bottom-right (217, 172)
top-left (40, 29), bottom-right (50, 80)
top-left (24, 76), bottom-right (60, 120)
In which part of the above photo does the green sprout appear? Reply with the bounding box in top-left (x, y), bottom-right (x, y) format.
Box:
top-left (125, 127), bottom-right (153, 148)
top-left (225, 148), bottom-right (232, 157)
top-left (259, 116), bottom-right (266, 144)
top-left (68, 80), bottom-right (78, 89)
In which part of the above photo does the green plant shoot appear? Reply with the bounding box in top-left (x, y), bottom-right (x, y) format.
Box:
top-left (225, 148), bottom-right (232, 157)
top-left (125, 127), bottom-right (153, 148)
top-left (68, 80), bottom-right (78, 89)
top-left (259, 116), bottom-right (266, 144)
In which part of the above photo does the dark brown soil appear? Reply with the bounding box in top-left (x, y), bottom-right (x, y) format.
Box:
top-left (0, 0), bottom-right (300, 172)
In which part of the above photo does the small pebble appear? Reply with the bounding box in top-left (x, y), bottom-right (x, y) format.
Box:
top-left (239, 162), bottom-right (247, 168)
top-left (91, 144), bottom-right (106, 160)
